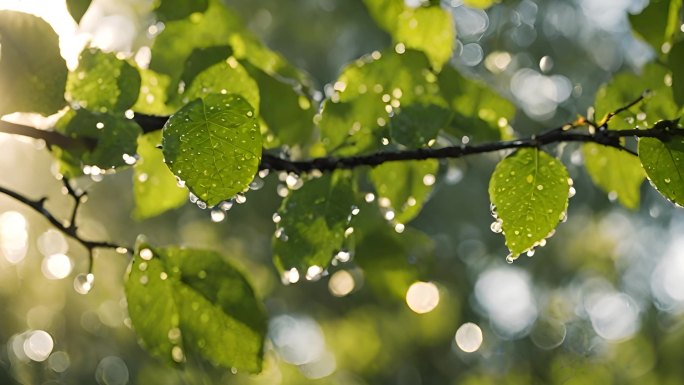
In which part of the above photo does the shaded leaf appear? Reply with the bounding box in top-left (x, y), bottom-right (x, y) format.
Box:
top-left (162, 93), bottom-right (261, 206)
top-left (154, 0), bottom-right (208, 22)
top-left (177, 45), bottom-right (233, 96)
top-left (0, 11), bottom-right (67, 115)
top-left (669, 39), bottom-right (684, 108)
top-left (66, 0), bottom-right (91, 23)
top-left (273, 172), bottom-right (355, 275)
top-left (126, 239), bottom-right (266, 373)
top-left (369, 159), bottom-right (439, 224)
top-left (438, 66), bottom-right (515, 142)
top-left (639, 136), bottom-right (684, 206)
top-left (629, 0), bottom-right (681, 51)
top-left (390, 103), bottom-right (452, 147)
top-left (55, 109), bottom-right (141, 176)
top-left (66, 48), bottom-right (141, 113)
top-left (488, 148), bottom-right (571, 259)
top-left (583, 143), bottom-right (645, 209)
top-left (133, 131), bottom-right (188, 220)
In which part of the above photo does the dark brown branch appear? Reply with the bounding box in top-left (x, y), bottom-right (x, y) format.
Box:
top-left (0, 119), bottom-right (83, 149)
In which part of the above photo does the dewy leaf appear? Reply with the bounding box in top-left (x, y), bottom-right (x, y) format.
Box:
top-left (390, 103), bottom-right (452, 148)
top-left (583, 143), bottom-right (645, 209)
top-left (0, 11), bottom-right (68, 116)
top-left (363, 0), bottom-right (455, 69)
top-left (639, 137), bottom-right (684, 206)
top-left (133, 131), bottom-right (188, 220)
top-left (176, 45), bottom-right (233, 95)
top-left (54, 109), bottom-right (141, 176)
top-left (154, 0), bottom-right (208, 22)
top-left (149, 0), bottom-right (245, 89)
top-left (669, 40), bottom-right (684, 108)
top-left (66, 48), bottom-right (141, 113)
top-left (179, 58), bottom-right (260, 115)
top-left (126, 239), bottom-right (266, 373)
top-left (273, 172), bottom-right (356, 277)
top-left (369, 159), bottom-right (439, 224)
top-left (133, 69), bottom-right (177, 116)
top-left (319, 49), bottom-right (442, 155)
top-left (488, 148), bottom-right (571, 259)
top-left (162, 93), bottom-right (261, 206)
top-left (438, 66), bottom-right (515, 142)
top-left (242, 62), bottom-right (314, 147)
top-left (595, 63), bottom-right (679, 127)
top-left (66, 0), bottom-right (91, 23)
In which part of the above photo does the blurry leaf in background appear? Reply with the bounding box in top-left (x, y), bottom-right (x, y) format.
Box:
top-left (54, 108), bottom-right (141, 176)
top-left (65, 0), bottom-right (91, 23)
top-left (629, 0), bottom-right (682, 52)
top-left (126, 239), bottom-right (266, 373)
top-left (489, 148), bottom-right (570, 259)
top-left (389, 103), bottom-right (452, 147)
top-left (162, 93), bottom-right (261, 206)
top-left (133, 131), bottom-right (187, 220)
top-left (668, 39), bottom-right (684, 108)
top-left (582, 143), bottom-right (645, 209)
top-left (133, 69), bottom-right (178, 116)
top-left (438, 66), bottom-right (515, 142)
top-left (0, 11), bottom-right (67, 116)
top-left (272, 172), bottom-right (355, 275)
top-left (363, 0), bottom-right (454, 69)
top-left (638, 136), bottom-right (684, 206)
top-left (369, 159), bottom-right (439, 225)
top-left (154, 0), bottom-right (208, 22)
top-left (149, 0), bottom-right (245, 92)
top-left (595, 63), bottom-right (679, 127)
top-left (463, 0), bottom-right (499, 8)
top-left (66, 48), bottom-right (141, 113)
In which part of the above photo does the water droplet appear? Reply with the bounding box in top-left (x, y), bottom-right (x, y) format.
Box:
top-left (537, 185), bottom-right (544, 190)
top-left (568, 187), bottom-right (576, 198)
top-left (505, 254), bottom-right (515, 264)
top-left (351, 205), bottom-right (360, 216)
top-left (235, 193), bottom-right (247, 204)
top-left (334, 250), bottom-right (351, 263)
top-left (306, 265), bottom-right (323, 281)
top-left (210, 208), bottom-right (226, 222)
top-left (272, 213), bottom-right (282, 224)
top-left (74, 273), bottom-right (95, 294)
top-left (219, 200), bottom-right (234, 211)
top-left (490, 219), bottom-right (503, 233)
top-left (188, 192), bottom-right (198, 203)
top-left (171, 346), bottom-right (184, 363)
top-left (281, 267), bottom-right (300, 285)
top-left (394, 223), bottom-right (405, 233)
top-left (139, 248), bottom-right (153, 260)
top-left (364, 193), bottom-right (376, 203)
top-left (526, 249), bottom-right (535, 257)
top-left (664, 178), bottom-right (671, 184)
top-left (249, 177), bottom-right (264, 190)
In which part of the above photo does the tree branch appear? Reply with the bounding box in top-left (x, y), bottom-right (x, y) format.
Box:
top-left (0, 119), bottom-right (84, 149)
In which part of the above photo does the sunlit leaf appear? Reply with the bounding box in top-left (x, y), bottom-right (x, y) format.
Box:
top-left (639, 136), bottom-right (684, 206)
top-left (149, 0), bottom-right (245, 88)
top-left (133, 69), bottom-right (177, 116)
top-left (66, 48), bottom-right (141, 113)
top-left (488, 148), bottom-right (570, 259)
top-left (242, 62), bottom-right (315, 146)
top-left (179, 58), bottom-right (260, 114)
top-left (438, 66), bottom-right (515, 142)
top-left (463, 0), bottom-right (499, 8)
top-left (154, 0), bottom-right (208, 21)
top-left (162, 93), bottom-right (261, 206)
top-left (272, 172), bottom-right (355, 275)
top-left (0, 11), bottom-right (67, 115)
top-left (363, 0), bottom-right (454, 69)
top-left (669, 39), bottom-right (684, 108)
top-left (133, 131), bottom-right (188, 220)
top-left (176, 45), bottom-right (233, 95)
top-left (126, 239), bottom-right (266, 373)
top-left (595, 63), bottom-right (679, 127)
top-left (390, 103), bottom-right (452, 147)
top-left (66, 0), bottom-right (91, 23)
top-left (582, 143), bottom-right (644, 209)
top-left (369, 159), bottom-right (439, 224)
top-left (54, 108), bottom-right (141, 176)
top-left (629, 0), bottom-right (681, 51)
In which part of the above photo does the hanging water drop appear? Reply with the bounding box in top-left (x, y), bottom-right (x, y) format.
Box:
top-left (219, 200), bottom-right (234, 211)
top-left (210, 208), bottom-right (226, 222)
top-left (272, 213), bottom-right (282, 224)
top-left (74, 273), bottom-right (95, 295)
top-left (490, 219), bottom-right (503, 233)
top-left (249, 177), bottom-right (264, 190)
top-left (505, 254), bottom-right (515, 264)
top-left (235, 193), bottom-right (247, 204)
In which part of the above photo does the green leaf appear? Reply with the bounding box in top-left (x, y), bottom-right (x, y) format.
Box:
top-left (54, 109), bottom-right (141, 176)
top-left (595, 63), bottom-right (679, 128)
top-left (133, 131), bottom-right (188, 220)
top-left (154, 0), bottom-right (208, 21)
top-left (319, 49), bottom-right (441, 155)
top-left (149, 0), bottom-right (245, 89)
top-left (438, 66), bottom-right (515, 142)
top-left (273, 172), bottom-right (356, 276)
top-left (369, 159), bottom-right (439, 224)
top-left (176, 45), bottom-right (232, 95)
top-left (162, 93), bottom-right (261, 206)
top-left (179, 57), bottom-right (260, 115)
top-left (66, 0), bottom-right (91, 23)
top-left (629, 0), bottom-right (681, 51)
top-left (133, 69), bottom-right (178, 116)
top-left (582, 143), bottom-right (645, 209)
top-left (463, 0), bottom-right (499, 8)
top-left (126, 239), bottom-right (266, 373)
top-left (0, 11), bottom-right (68, 116)
top-left (639, 136), bottom-right (684, 206)
top-left (390, 103), bottom-right (452, 147)
top-left (243, 62), bottom-right (314, 146)
top-left (66, 48), bottom-right (141, 113)
top-left (363, 0), bottom-right (455, 69)
top-left (488, 148), bottom-right (571, 259)
top-left (669, 40), bottom-right (684, 108)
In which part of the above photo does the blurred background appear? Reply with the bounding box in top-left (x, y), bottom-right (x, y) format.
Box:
top-left (2, 0), bottom-right (684, 384)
